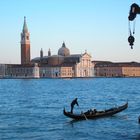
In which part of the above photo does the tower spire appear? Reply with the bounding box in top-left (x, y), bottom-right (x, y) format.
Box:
top-left (48, 48), bottom-right (51, 56)
top-left (40, 48), bottom-right (43, 58)
top-left (62, 41), bottom-right (66, 47)
top-left (23, 16), bottom-right (28, 33)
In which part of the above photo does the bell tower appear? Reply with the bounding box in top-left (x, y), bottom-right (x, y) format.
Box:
top-left (21, 16), bottom-right (30, 65)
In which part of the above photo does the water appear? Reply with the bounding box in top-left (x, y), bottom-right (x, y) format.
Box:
top-left (0, 78), bottom-right (140, 140)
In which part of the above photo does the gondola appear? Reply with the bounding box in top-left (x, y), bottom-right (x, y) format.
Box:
top-left (63, 102), bottom-right (128, 120)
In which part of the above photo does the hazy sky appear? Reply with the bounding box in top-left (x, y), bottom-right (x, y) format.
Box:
top-left (0, 0), bottom-right (140, 64)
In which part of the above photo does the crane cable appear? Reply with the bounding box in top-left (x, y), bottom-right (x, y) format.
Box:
top-left (128, 20), bottom-right (132, 36)
top-left (128, 18), bottom-right (136, 36)
top-left (133, 19), bottom-right (136, 34)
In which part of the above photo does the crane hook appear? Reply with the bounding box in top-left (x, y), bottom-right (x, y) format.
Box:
top-left (128, 35), bottom-right (135, 49)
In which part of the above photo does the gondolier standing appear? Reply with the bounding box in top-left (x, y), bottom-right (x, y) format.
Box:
top-left (71, 98), bottom-right (79, 114)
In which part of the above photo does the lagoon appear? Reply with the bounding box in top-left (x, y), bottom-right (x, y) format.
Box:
top-left (0, 78), bottom-right (140, 140)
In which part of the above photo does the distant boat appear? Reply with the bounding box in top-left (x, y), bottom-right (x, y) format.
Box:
top-left (63, 102), bottom-right (128, 120)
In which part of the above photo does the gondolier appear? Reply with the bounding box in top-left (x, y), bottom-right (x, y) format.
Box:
top-left (71, 98), bottom-right (79, 114)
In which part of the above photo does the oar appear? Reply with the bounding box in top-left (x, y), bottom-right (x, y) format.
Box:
top-left (83, 113), bottom-right (88, 120)
top-left (78, 106), bottom-right (88, 120)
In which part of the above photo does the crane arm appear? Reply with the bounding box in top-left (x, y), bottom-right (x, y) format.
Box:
top-left (128, 3), bottom-right (140, 21)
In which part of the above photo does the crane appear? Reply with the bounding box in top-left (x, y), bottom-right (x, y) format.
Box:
top-left (128, 3), bottom-right (140, 49)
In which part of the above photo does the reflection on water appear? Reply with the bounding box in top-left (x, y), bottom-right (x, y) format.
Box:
top-left (0, 78), bottom-right (140, 140)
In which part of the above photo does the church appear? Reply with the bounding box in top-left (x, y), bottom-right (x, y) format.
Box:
top-left (0, 17), bottom-right (93, 78)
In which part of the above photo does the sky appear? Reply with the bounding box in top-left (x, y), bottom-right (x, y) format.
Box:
top-left (0, 0), bottom-right (140, 64)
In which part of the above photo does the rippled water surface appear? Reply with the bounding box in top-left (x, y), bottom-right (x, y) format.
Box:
top-left (0, 78), bottom-right (140, 140)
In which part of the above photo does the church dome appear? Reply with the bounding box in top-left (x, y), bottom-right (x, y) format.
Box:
top-left (58, 42), bottom-right (70, 56)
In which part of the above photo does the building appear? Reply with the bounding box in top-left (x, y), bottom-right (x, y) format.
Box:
top-left (94, 61), bottom-right (140, 77)
top-left (31, 42), bottom-right (93, 78)
top-left (4, 63), bottom-right (39, 78)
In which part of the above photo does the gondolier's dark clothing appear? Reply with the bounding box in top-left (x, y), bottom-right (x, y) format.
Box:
top-left (71, 98), bottom-right (79, 114)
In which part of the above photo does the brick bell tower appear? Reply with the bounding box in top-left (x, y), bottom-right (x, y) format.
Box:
top-left (21, 16), bottom-right (30, 65)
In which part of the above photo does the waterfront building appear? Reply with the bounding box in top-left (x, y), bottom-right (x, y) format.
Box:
top-left (39, 65), bottom-right (73, 78)
top-left (2, 64), bottom-right (39, 78)
top-left (32, 42), bottom-right (93, 78)
top-left (94, 61), bottom-right (140, 77)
